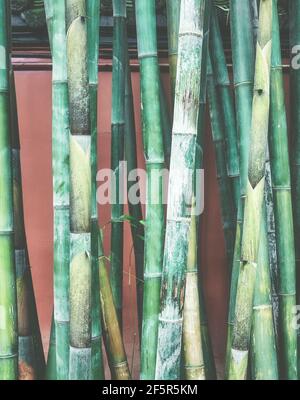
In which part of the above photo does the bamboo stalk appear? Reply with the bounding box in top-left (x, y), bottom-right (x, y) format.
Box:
top-left (225, 0), bottom-right (255, 377)
top-left (44, 0), bottom-right (53, 50)
top-left (0, 0), bottom-right (18, 380)
top-left (196, 0), bottom-right (216, 380)
top-left (166, 0), bottom-right (181, 101)
top-left (98, 232), bottom-right (131, 380)
top-left (270, 0), bottom-right (297, 379)
top-left (6, 1), bottom-right (45, 380)
top-left (66, 0), bottom-right (92, 380)
top-left (135, 0), bottom-right (165, 380)
top-left (110, 0), bottom-right (126, 326)
top-left (250, 0), bottom-right (259, 45)
top-left (124, 46), bottom-right (144, 339)
top-left (10, 69), bottom-right (45, 381)
top-left (167, 1), bottom-right (212, 380)
top-left (171, 0), bottom-right (216, 380)
top-left (46, 315), bottom-right (57, 380)
top-left (209, 5), bottom-right (240, 210)
top-left (183, 199), bottom-right (205, 380)
top-left (183, 0), bottom-right (213, 381)
top-left (159, 77), bottom-right (172, 167)
top-left (199, 288), bottom-right (216, 379)
top-left (228, 0), bottom-right (273, 380)
top-left (229, 0), bottom-right (255, 206)
top-left (155, 0), bottom-right (205, 380)
top-left (258, 0), bottom-right (278, 349)
top-left (45, 0), bottom-right (71, 380)
top-left (87, 0), bottom-right (104, 380)
top-left (289, 0), bottom-right (300, 379)
top-left (251, 207), bottom-right (278, 380)
top-left (264, 150), bottom-right (279, 342)
top-left (197, 0), bottom-right (211, 165)
top-left (207, 53), bottom-right (236, 269)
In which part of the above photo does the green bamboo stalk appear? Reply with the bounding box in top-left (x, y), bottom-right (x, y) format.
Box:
top-left (225, 0), bottom-right (255, 378)
top-left (87, 0), bottom-right (104, 381)
top-left (264, 151), bottom-right (279, 342)
top-left (289, 0), bottom-right (300, 379)
top-left (5, 2), bottom-right (45, 380)
top-left (159, 77), bottom-right (172, 167)
top-left (155, 0), bottom-right (205, 380)
top-left (207, 53), bottom-right (236, 270)
top-left (251, 209), bottom-right (278, 380)
top-left (270, 0), bottom-right (297, 379)
top-left (196, 0), bottom-right (216, 380)
top-left (228, 0), bottom-right (273, 380)
top-left (229, 0), bottom-right (255, 205)
top-left (250, 0), bottom-right (259, 45)
top-left (258, 0), bottom-right (278, 347)
top-left (209, 5), bottom-right (240, 210)
top-left (124, 46), bottom-right (144, 338)
top-left (251, 0), bottom-right (279, 379)
top-left (135, 0), bottom-right (165, 380)
top-left (45, 0), bottom-right (71, 380)
top-left (66, 0), bottom-right (92, 380)
top-left (0, 0), bottom-right (18, 380)
top-left (199, 287), bottom-right (216, 379)
top-left (98, 233), bottom-right (130, 380)
top-left (44, 0), bottom-right (52, 49)
top-left (166, 0), bottom-right (181, 101)
top-left (197, 0), bottom-right (211, 163)
top-left (183, 199), bottom-right (205, 380)
top-left (10, 70), bottom-right (45, 381)
top-left (110, 0), bottom-right (126, 326)
top-left (46, 315), bottom-right (57, 380)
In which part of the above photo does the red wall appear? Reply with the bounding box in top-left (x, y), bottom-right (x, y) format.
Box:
top-left (15, 67), bottom-right (228, 378)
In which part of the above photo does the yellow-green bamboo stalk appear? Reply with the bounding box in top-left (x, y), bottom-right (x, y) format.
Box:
top-left (183, 198), bottom-right (205, 380)
top-left (289, 0), bottom-right (300, 380)
top-left (225, 0), bottom-right (255, 377)
top-left (98, 233), bottom-right (130, 380)
top-left (228, 0), bottom-right (273, 380)
top-left (11, 71), bottom-right (45, 381)
top-left (251, 207), bottom-right (278, 380)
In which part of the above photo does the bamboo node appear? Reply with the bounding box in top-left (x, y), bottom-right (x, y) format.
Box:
top-left (253, 304), bottom-right (272, 310)
top-left (0, 353), bottom-right (18, 359)
top-left (159, 317), bottom-right (183, 324)
top-left (172, 130), bottom-right (197, 136)
top-left (144, 272), bottom-right (162, 279)
top-left (234, 80), bottom-right (253, 88)
top-left (179, 31), bottom-right (203, 39)
top-left (167, 216), bottom-right (191, 223)
top-left (138, 51), bottom-right (158, 60)
top-left (0, 229), bottom-right (14, 236)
